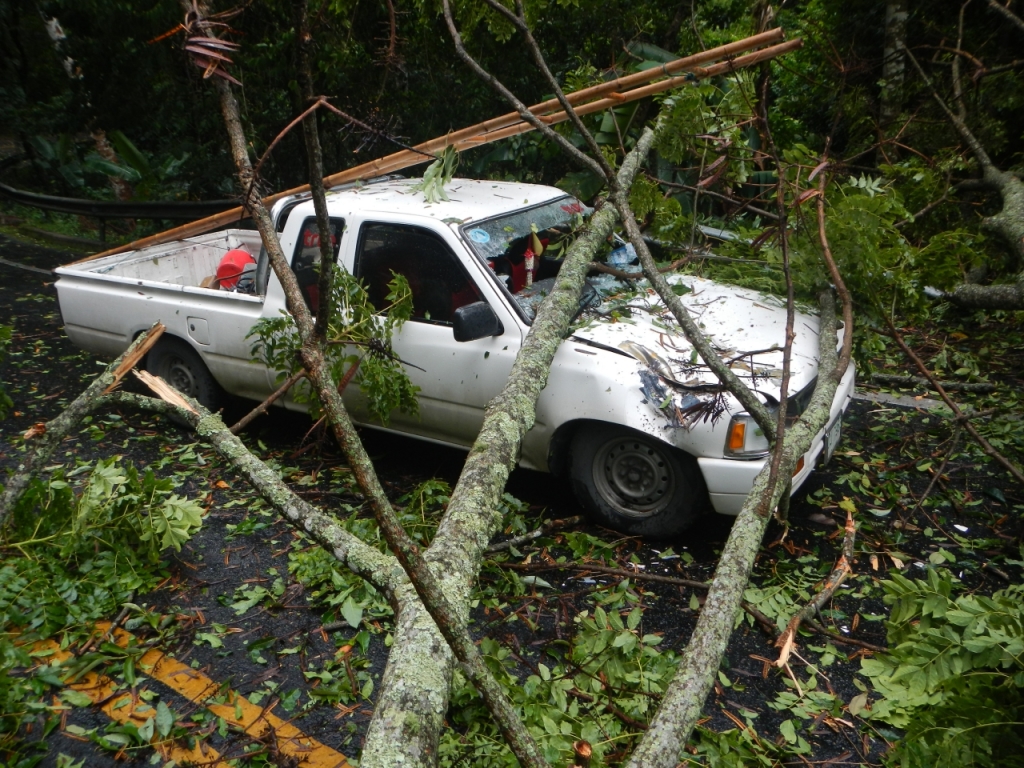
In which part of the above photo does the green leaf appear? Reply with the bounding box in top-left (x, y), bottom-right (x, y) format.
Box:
top-left (780, 718), bottom-right (797, 743)
top-left (155, 701), bottom-right (174, 738)
top-left (411, 146), bottom-right (459, 203)
top-left (107, 130), bottom-right (152, 177)
top-left (195, 632), bottom-right (224, 648)
top-left (627, 606), bottom-right (642, 630)
top-left (341, 596), bottom-right (363, 629)
top-left (60, 689), bottom-right (94, 707)
top-left (848, 692), bottom-right (869, 716)
top-left (984, 487), bottom-right (1007, 504)
top-left (137, 715), bottom-right (155, 742)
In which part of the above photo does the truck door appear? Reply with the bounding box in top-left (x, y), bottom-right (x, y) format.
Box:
top-left (262, 215), bottom-right (345, 394)
top-left (350, 221), bottom-right (523, 446)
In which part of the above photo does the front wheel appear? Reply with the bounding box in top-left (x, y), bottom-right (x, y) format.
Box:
top-left (569, 424), bottom-right (708, 537)
top-left (146, 338), bottom-right (223, 412)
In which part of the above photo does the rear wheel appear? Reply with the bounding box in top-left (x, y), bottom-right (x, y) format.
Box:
top-left (146, 338), bottom-right (222, 412)
top-left (569, 423), bottom-right (707, 537)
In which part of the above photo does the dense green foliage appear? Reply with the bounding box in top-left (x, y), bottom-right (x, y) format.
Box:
top-left (0, 459), bottom-right (205, 764)
top-left (861, 569), bottom-right (1024, 767)
top-left (4, 0), bottom-right (1023, 298)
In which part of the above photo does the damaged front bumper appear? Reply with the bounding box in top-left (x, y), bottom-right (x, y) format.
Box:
top-left (697, 363), bottom-right (856, 515)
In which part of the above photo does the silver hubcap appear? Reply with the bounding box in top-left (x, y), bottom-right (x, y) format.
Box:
top-left (165, 357), bottom-right (198, 397)
top-left (593, 437), bottom-right (675, 518)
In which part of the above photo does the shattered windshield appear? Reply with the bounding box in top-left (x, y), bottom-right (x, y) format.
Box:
top-left (461, 196), bottom-right (590, 321)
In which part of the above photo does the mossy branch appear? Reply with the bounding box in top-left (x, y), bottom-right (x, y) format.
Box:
top-left (0, 322), bottom-right (165, 527)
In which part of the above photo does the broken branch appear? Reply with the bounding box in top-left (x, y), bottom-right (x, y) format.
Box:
top-left (775, 507), bottom-right (857, 666)
top-left (485, 515), bottom-right (585, 553)
top-left (884, 318), bottom-right (1024, 485)
top-left (229, 369), bottom-right (307, 434)
top-left (0, 323), bottom-right (165, 527)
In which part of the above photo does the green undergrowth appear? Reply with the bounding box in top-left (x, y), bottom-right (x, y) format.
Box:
top-left (0, 458), bottom-right (205, 766)
top-left (860, 568), bottom-right (1024, 768)
top-left (0, 324), bottom-right (12, 419)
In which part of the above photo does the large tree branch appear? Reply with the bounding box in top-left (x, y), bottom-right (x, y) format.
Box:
top-left (440, 0), bottom-right (605, 179)
top-left (474, 0), bottom-right (616, 183)
top-left (293, 0), bottom-right (336, 342)
top-left (194, 5), bottom-right (672, 763)
top-left (948, 280), bottom-right (1024, 309)
top-left (0, 322), bottom-right (165, 526)
top-left (904, 46), bottom-right (995, 175)
top-left (985, 0), bottom-right (1024, 35)
top-left (613, 192), bottom-right (777, 437)
top-left (181, 4), bottom-right (460, 760)
top-left (624, 291), bottom-right (848, 768)
top-left (105, 389), bottom-right (406, 599)
top-left (359, 464), bottom-right (550, 768)
top-left (905, 47), bottom-right (1024, 263)
top-left (883, 319), bottom-right (1024, 485)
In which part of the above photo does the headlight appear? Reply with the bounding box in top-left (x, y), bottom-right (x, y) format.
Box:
top-left (724, 413), bottom-right (771, 458)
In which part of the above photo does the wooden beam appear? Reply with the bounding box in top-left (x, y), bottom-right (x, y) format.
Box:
top-left (71, 30), bottom-right (793, 265)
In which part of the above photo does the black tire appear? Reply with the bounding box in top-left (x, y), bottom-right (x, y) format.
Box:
top-left (569, 423), bottom-right (708, 538)
top-left (146, 337), bottom-right (223, 411)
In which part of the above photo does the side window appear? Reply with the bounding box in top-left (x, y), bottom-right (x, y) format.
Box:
top-left (292, 217), bottom-right (344, 311)
top-left (354, 222), bottom-right (483, 324)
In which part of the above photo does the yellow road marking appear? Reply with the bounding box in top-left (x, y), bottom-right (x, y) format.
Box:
top-left (33, 624), bottom-right (351, 768)
top-left (139, 644), bottom-right (350, 768)
top-left (39, 641), bottom-right (228, 767)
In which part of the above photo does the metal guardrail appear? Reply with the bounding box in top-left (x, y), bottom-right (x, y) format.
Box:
top-left (0, 155), bottom-right (240, 242)
top-left (0, 179), bottom-right (238, 220)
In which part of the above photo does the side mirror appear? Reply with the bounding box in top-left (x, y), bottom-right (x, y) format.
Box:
top-left (452, 301), bottom-right (504, 342)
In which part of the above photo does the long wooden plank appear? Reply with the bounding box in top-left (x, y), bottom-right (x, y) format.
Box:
top-left (313, 40), bottom-right (803, 179)
top-left (71, 29), bottom-right (789, 265)
top-left (448, 41), bottom-right (804, 149)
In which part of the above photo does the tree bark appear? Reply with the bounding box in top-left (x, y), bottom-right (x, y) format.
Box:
top-left (948, 280), bottom-right (1024, 309)
top-left (905, 47), bottom-right (1024, 267)
top-left (880, 0), bottom-right (908, 131)
top-left (986, 0), bottom-right (1024, 36)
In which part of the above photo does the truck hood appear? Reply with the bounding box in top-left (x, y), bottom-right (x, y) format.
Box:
top-left (571, 274), bottom-right (825, 406)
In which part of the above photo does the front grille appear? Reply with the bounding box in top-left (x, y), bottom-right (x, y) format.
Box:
top-left (785, 377), bottom-right (817, 419)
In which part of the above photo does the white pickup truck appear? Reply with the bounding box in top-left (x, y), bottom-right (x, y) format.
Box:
top-left (55, 177), bottom-right (854, 536)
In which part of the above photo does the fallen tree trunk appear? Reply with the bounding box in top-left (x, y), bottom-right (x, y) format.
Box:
top-left (948, 280), bottom-right (1024, 310)
top-left (623, 291), bottom-right (847, 768)
top-left (359, 130), bottom-right (661, 768)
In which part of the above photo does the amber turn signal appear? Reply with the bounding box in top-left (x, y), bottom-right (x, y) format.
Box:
top-left (727, 421), bottom-right (746, 452)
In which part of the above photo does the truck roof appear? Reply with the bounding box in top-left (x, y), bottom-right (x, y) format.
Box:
top-left (286, 177), bottom-right (570, 225)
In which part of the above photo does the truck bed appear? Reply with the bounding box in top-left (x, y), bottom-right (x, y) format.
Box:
top-left (63, 230), bottom-right (263, 289)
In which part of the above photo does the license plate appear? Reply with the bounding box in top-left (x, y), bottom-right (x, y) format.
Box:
top-left (823, 417), bottom-right (842, 465)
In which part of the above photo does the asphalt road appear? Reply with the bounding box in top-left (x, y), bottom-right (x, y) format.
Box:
top-left (0, 232), bottom-right (898, 767)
